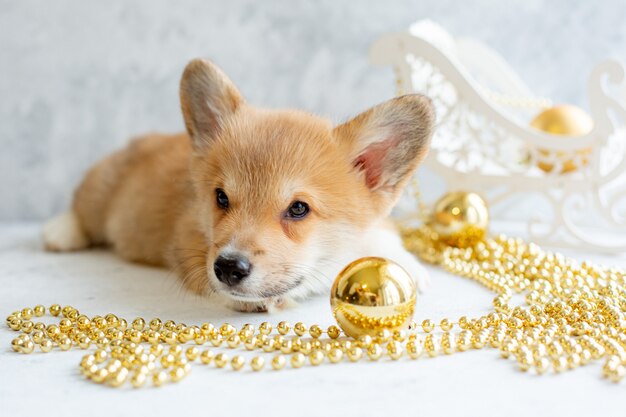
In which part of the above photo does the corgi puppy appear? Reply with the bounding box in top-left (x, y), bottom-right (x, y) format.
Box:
top-left (43, 59), bottom-right (435, 312)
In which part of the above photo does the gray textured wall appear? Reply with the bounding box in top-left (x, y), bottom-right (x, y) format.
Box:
top-left (2, 0), bottom-right (625, 220)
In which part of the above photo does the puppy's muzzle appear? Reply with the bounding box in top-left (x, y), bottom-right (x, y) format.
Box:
top-left (213, 254), bottom-right (252, 286)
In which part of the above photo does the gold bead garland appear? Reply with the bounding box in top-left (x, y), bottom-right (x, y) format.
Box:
top-left (402, 225), bottom-right (626, 381)
top-left (5, 302), bottom-right (475, 387)
top-left (5, 223), bottom-right (626, 386)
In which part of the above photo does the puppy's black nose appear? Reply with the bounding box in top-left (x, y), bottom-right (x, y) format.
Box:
top-left (213, 255), bottom-right (252, 286)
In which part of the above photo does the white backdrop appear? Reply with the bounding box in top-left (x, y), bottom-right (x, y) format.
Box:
top-left (1, 0), bottom-right (625, 220)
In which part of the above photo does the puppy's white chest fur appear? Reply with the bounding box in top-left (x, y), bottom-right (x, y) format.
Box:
top-left (330, 225), bottom-right (429, 290)
top-left (283, 223), bottom-right (430, 303)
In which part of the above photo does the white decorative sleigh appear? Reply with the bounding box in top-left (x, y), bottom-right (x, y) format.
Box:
top-left (370, 21), bottom-right (626, 253)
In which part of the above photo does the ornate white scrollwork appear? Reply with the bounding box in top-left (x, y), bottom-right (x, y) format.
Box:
top-left (371, 21), bottom-right (626, 252)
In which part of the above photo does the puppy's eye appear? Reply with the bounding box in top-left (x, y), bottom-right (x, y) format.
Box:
top-left (216, 188), bottom-right (229, 209)
top-left (286, 201), bottom-right (309, 219)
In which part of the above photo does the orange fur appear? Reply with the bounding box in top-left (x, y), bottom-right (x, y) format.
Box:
top-left (45, 59), bottom-right (434, 312)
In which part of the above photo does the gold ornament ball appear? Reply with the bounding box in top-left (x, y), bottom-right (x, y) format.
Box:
top-left (530, 104), bottom-right (593, 173)
top-left (429, 191), bottom-right (489, 248)
top-left (330, 257), bottom-right (416, 339)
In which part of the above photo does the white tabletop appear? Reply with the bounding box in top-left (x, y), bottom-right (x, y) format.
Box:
top-left (0, 223), bottom-right (623, 417)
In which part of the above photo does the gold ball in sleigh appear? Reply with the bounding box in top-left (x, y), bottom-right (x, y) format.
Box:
top-left (530, 104), bottom-right (594, 173)
top-left (330, 257), bottom-right (416, 338)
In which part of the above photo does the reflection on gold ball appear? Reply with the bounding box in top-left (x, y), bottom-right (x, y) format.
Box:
top-left (530, 104), bottom-right (593, 173)
top-left (330, 257), bottom-right (416, 339)
top-left (429, 191), bottom-right (489, 248)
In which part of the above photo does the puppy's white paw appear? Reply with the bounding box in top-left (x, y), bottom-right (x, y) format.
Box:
top-left (228, 296), bottom-right (296, 313)
top-left (230, 300), bottom-right (269, 313)
top-left (43, 211), bottom-right (89, 252)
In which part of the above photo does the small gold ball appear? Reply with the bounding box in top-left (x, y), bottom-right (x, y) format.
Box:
top-left (367, 343), bottom-right (383, 361)
top-left (40, 339), bottom-right (53, 353)
top-left (104, 313), bottom-right (119, 327)
top-left (149, 344), bottom-right (164, 356)
top-left (609, 365), bottom-right (625, 383)
top-left (328, 348), bottom-right (344, 363)
top-left (77, 336), bottom-right (91, 349)
top-left (131, 372), bottom-right (147, 388)
top-left (357, 335), bottom-right (373, 347)
top-left (169, 345), bottom-right (183, 357)
top-left (309, 350), bottom-right (324, 366)
top-left (376, 329), bottom-right (392, 343)
top-left (33, 305), bottom-right (45, 317)
top-left (94, 349), bottom-right (108, 363)
top-left (331, 257), bottom-right (417, 338)
top-left (279, 339), bottom-right (293, 354)
top-left (341, 340), bottom-right (353, 351)
top-left (291, 352), bottom-right (305, 368)
top-left (250, 356), bottom-right (265, 371)
top-left (276, 321), bottom-right (290, 335)
top-left (132, 317), bottom-right (146, 331)
top-left (309, 324), bottom-right (323, 338)
top-left (262, 338), bottom-right (276, 353)
top-left (11, 338), bottom-right (24, 352)
top-left (8, 316), bottom-right (22, 330)
top-left (109, 369), bottom-right (129, 387)
top-left (58, 317), bottom-right (71, 331)
top-left (347, 347), bottom-right (364, 362)
top-left (160, 354), bottom-right (175, 368)
top-left (327, 325), bottom-right (341, 339)
top-left (424, 334), bottom-right (438, 357)
top-left (185, 347), bottom-right (199, 361)
top-left (392, 330), bottom-right (407, 342)
top-left (244, 337), bottom-right (258, 351)
top-left (21, 340), bottom-right (35, 354)
top-left (106, 360), bottom-right (122, 374)
top-left (294, 322), bottom-right (307, 336)
top-left (21, 308), bottom-right (33, 320)
top-left (231, 355), bottom-right (246, 371)
top-left (83, 364), bottom-right (98, 377)
top-left (214, 353), bottom-right (228, 368)
top-left (226, 334), bottom-right (241, 349)
top-left (209, 334), bottom-right (223, 347)
top-left (421, 319), bottom-right (435, 333)
top-left (180, 327), bottom-right (196, 342)
top-left (386, 341), bottom-right (403, 360)
top-left (152, 371), bottom-right (167, 387)
top-left (219, 323), bottom-right (236, 337)
top-left (149, 318), bottom-right (163, 331)
top-left (439, 318), bottom-right (453, 331)
top-left (258, 322), bottom-right (272, 335)
top-left (9, 317), bottom-right (22, 331)
top-left (406, 340), bottom-right (423, 359)
top-left (199, 322), bottom-right (214, 335)
top-left (21, 321), bottom-right (34, 334)
top-left (49, 304), bottom-right (61, 317)
top-left (92, 368), bottom-right (109, 383)
top-left (194, 333), bottom-right (207, 345)
top-left (163, 331), bottom-right (177, 345)
top-left (58, 337), bottom-right (72, 351)
top-left (200, 349), bottom-right (215, 365)
top-left (271, 355), bottom-right (286, 370)
top-left (429, 192), bottom-right (489, 248)
top-left (535, 357), bottom-right (550, 375)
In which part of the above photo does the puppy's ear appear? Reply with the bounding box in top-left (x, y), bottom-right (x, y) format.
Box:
top-left (334, 94), bottom-right (435, 202)
top-left (180, 59), bottom-right (244, 149)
